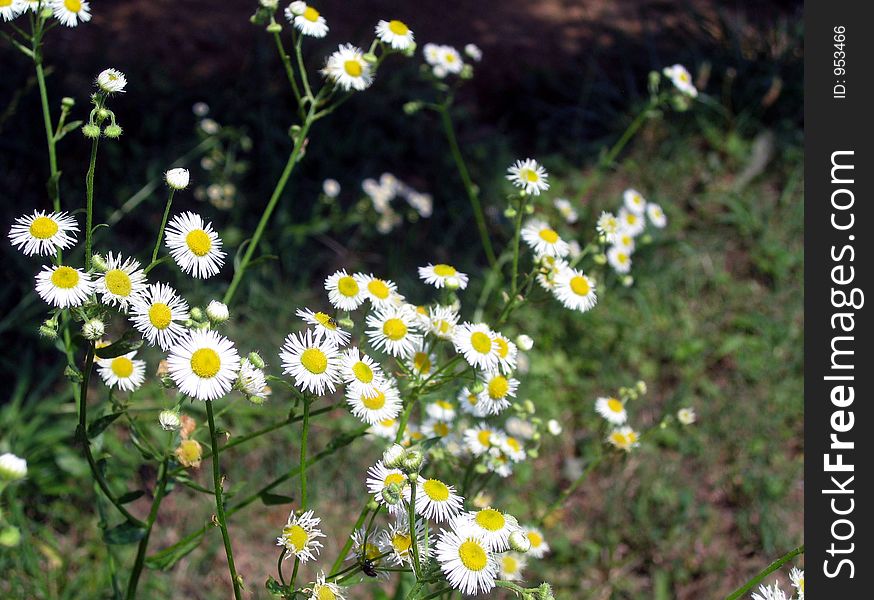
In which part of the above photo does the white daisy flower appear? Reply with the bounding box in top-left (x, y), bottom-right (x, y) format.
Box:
top-left (308, 572), bottom-right (344, 600)
top-left (167, 329), bottom-right (241, 401)
top-left (409, 478), bottom-right (464, 523)
top-left (165, 168), bottom-right (190, 190)
top-left (607, 246), bottom-right (632, 274)
top-left (435, 526), bottom-right (498, 596)
top-left (595, 396), bottom-right (627, 424)
top-left (663, 64), bottom-right (698, 98)
top-left (96, 68), bottom-right (127, 94)
top-left (0, 452), bottom-right (27, 480)
top-left (553, 197), bottom-right (578, 223)
top-left (418, 263), bottom-right (469, 290)
top-left (521, 525), bottom-right (550, 559)
top-left (646, 202), bottom-right (667, 228)
top-left (458, 508), bottom-right (520, 551)
top-left (492, 333), bottom-right (518, 374)
top-left (457, 387), bottom-right (488, 417)
top-left (607, 426), bottom-right (640, 452)
top-left (789, 567), bottom-right (804, 599)
top-left (9, 210), bottom-right (78, 256)
top-left (596, 211), bottom-right (620, 242)
top-left (366, 305), bottom-right (422, 359)
top-left (296, 308), bottom-right (350, 346)
top-left (322, 178), bottom-right (341, 198)
top-left (288, 3), bottom-right (328, 38)
top-left (97, 252), bottom-right (147, 311)
top-left (1, 0), bottom-right (25, 22)
top-left (751, 583), bottom-right (789, 600)
top-left (378, 514), bottom-right (429, 566)
top-left (325, 269), bottom-right (366, 311)
top-left (677, 407), bottom-right (696, 425)
top-left (622, 188), bottom-right (647, 215)
top-left (499, 552), bottom-right (527, 581)
top-left (375, 19), bottom-right (414, 50)
top-left (614, 229), bottom-right (636, 253)
top-left (521, 219), bottom-right (569, 258)
top-left (506, 159), bottom-right (549, 196)
top-left (500, 434), bottom-right (526, 462)
top-left (277, 510), bottom-right (325, 563)
top-left (423, 43), bottom-right (441, 65)
top-left (368, 418), bottom-right (399, 440)
top-left (478, 372), bottom-right (518, 416)
top-left (280, 329), bottom-right (341, 396)
top-left (164, 212), bottom-right (225, 279)
top-left (464, 43), bottom-right (482, 62)
top-left (464, 425), bottom-right (498, 457)
top-left (366, 460), bottom-right (409, 511)
top-left (553, 267), bottom-right (597, 313)
top-left (617, 207), bottom-right (646, 237)
top-left (535, 256), bottom-right (568, 291)
top-left (97, 351), bottom-right (146, 392)
top-left (428, 304), bottom-right (459, 339)
top-left (356, 274), bottom-right (398, 308)
top-left (408, 341), bottom-right (437, 377)
top-left (425, 399), bottom-right (457, 422)
top-left (323, 44), bottom-right (373, 91)
top-left (452, 322), bottom-right (500, 371)
top-left (339, 347), bottom-right (385, 398)
top-left (421, 418), bottom-right (453, 440)
top-left (51, 0), bottom-right (91, 27)
top-left (35, 265), bottom-right (93, 308)
top-left (238, 357), bottom-right (269, 399)
top-left (349, 528), bottom-right (384, 564)
top-left (129, 283), bottom-right (190, 350)
top-left (346, 377), bottom-right (402, 425)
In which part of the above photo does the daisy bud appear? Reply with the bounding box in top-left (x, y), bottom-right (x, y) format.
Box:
top-left (82, 123), bottom-right (101, 138)
top-left (206, 300), bottom-right (230, 323)
top-left (460, 64), bottom-right (474, 79)
top-left (508, 529), bottom-right (531, 553)
top-left (96, 108), bottom-right (111, 122)
top-left (523, 399), bottom-right (536, 414)
top-left (322, 178), bottom-right (341, 198)
top-left (289, 0), bottom-right (306, 15)
top-left (0, 526), bottom-right (21, 548)
top-left (89, 253), bottom-right (108, 272)
top-left (39, 318), bottom-right (58, 340)
top-left (382, 482), bottom-right (403, 506)
top-left (594, 253), bottom-right (607, 265)
top-left (0, 453), bottom-right (27, 482)
top-left (175, 439), bottom-right (203, 468)
top-left (248, 394), bottom-right (266, 405)
top-left (469, 380), bottom-right (484, 395)
top-left (636, 380), bottom-right (647, 395)
top-left (504, 207), bottom-right (517, 218)
top-left (383, 443), bottom-right (406, 469)
top-left (363, 52), bottom-right (378, 64)
top-left (159, 410), bottom-right (182, 431)
top-left (266, 22), bottom-right (282, 33)
top-left (400, 449), bottom-right (424, 474)
top-left (248, 351), bottom-right (265, 369)
top-left (82, 319), bottom-right (105, 341)
top-left (677, 407), bottom-right (696, 425)
top-left (622, 275), bottom-right (634, 287)
top-left (445, 276), bottom-right (461, 291)
top-left (64, 365), bottom-right (83, 383)
top-left (260, 0), bottom-right (278, 8)
top-left (160, 375), bottom-right (176, 389)
top-left (103, 124), bottom-right (123, 139)
top-left (165, 168), bottom-right (190, 190)
top-left (535, 583), bottom-right (555, 600)
top-left (515, 334), bottom-right (534, 351)
top-left (96, 69), bottom-right (127, 94)
top-left (190, 307), bottom-right (205, 322)
top-left (403, 101), bottom-right (423, 115)
top-left (338, 317), bottom-right (354, 329)
top-left (61, 97), bottom-right (76, 109)
top-left (547, 419), bottom-right (563, 436)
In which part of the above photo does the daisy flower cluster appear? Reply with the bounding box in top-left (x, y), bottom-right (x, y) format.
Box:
top-left (1, 0), bottom-right (91, 27)
top-left (362, 172), bottom-right (434, 233)
top-left (593, 382), bottom-right (650, 453)
top-left (422, 41), bottom-right (481, 79)
top-left (750, 566), bottom-right (804, 600)
top-left (597, 188), bottom-right (667, 277)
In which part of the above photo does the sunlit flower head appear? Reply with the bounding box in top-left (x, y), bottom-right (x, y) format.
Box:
top-left (355, 274), bottom-right (398, 308)
top-left (499, 552), bottom-right (527, 581)
top-left (607, 246), bottom-right (632, 274)
top-left (287, 3), bottom-right (328, 38)
top-left (325, 269), bottom-right (365, 311)
top-left (418, 263), bottom-right (469, 290)
top-left (595, 396), bottom-right (627, 425)
top-left (618, 207), bottom-right (645, 237)
top-left (167, 329), bottom-right (241, 401)
top-left (308, 572), bottom-right (344, 600)
top-left (35, 264), bottom-right (93, 308)
top-left (1, 0), bottom-right (25, 22)
top-left (296, 307), bottom-right (350, 346)
top-left (422, 418), bottom-right (453, 440)
top-left (428, 304), bottom-right (459, 339)
top-left (97, 252), bottom-right (147, 311)
top-left (340, 347), bottom-right (385, 398)
top-left (535, 255), bottom-right (567, 291)
top-left (500, 434), bottom-right (526, 462)
top-left (97, 351), bottom-right (146, 392)
top-left (677, 407), bottom-right (696, 425)
top-left (663, 64), bottom-right (698, 98)
top-left (507, 159), bottom-right (549, 196)
top-left (789, 567), bottom-right (804, 599)
top-left (378, 514), bottom-right (429, 566)
top-left (408, 340), bottom-right (437, 377)
top-left (521, 525), bottom-right (550, 558)
top-left (175, 439), bottom-right (202, 468)
top-left (464, 43), bottom-right (482, 62)
top-left (52, 0), bottom-right (91, 27)
top-left (521, 219), bottom-right (569, 258)
top-left (96, 68), bottom-right (127, 94)
top-left (129, 283), bottom-right (190, 350)
top-left (9, 210), bottom-right (78, 256)
top-left (457, 387), bottom-right (488, 417)
top-left (646, 202), bottom-right (667, 228)
top-left (423, 43), bottom-right (441, 65)
top-left (553, 197), bottom-right (578, 223)
top-left (278, 510), bottom-right (325, 562)
top-left (607, 425), bottom-right (640, 452)
top-left (280, 328), bottom-right (341, 396)
top-left (623, 188), bottom-right (647, 215)
top-left (425, 399), bottom-right (456, 422)
top-left (492, 333), bottom-right (518, 374)
top-left (435, 525), bottom-right (498, 595)
top-left (238, 357), bottom-right (269, 399)
top-left (553, 267), bottom-right (597, 313)
top-left (349, 527), bottom-right (384, 565)
top-left (453, 322), bottom-right (500, 371)
top-left (366, 305), bottom-right (423, 359)
top-left (165, 168), bottom-right (190, 190)
top-left (164, 212), bottom-right (225, 279)
top-left (409, 477), bottom-right (464, 522)
top-left (366, 460), bottom-right (408, 512)
top-left (596, 211), bottom-right (620, 242)
top-left (369, 417), bottom-right (399, 440)
top-left (375, 19), bottom-right (414, 50)
top-left (464, 425), bottom-right (498, 456)
top-left (437, 45), bottom-right (464, 73)
top-left (458, 508), bottom-right (520, 551)
top-left (346, 377), bottom-right (402, 425)
top-left (323, 44), bottom-right (373, 91)
top-left (614, 229), bottom-right (636, 254)
top-left (478, 371), bottom-right (518, 416)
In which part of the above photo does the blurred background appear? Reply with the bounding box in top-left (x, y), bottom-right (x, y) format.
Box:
top-left (0, 1), bottom-right (803, 598)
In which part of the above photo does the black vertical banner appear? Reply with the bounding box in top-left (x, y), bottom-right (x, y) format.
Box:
top-left (805, 1), bottom-right (873, 594)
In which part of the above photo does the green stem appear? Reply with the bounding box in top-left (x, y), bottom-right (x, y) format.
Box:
top-left (438, 105), bottom-right (496, 266)
top-left (125, 459), bottom-right (169, 600)
top-left (150, 189), bottom-right (175, 265)
top-left (273, 30), bottom-right (304, 115)
top-left (508, 194), bottom-right (527, 300)
top-left (299, 398), bottom-right (310, 510)
top-left (724, 545), bottom-right (805, 600)
top-left (206, 401), bottom-right (243, 600)
top-left (407, 477), bottom-right (422, 579)
top-left (84, 136), bottom-right (100, 270)
top-left (34, 60), bottom-right (60, 211)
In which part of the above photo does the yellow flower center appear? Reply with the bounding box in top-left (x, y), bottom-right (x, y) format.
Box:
top-left (314, 312), bottom-right (337, 330)
top-left (607, 398), bottom-right (623, 413)
top-left (29, 216), bottom-right (58, 239)
top-left (0, 0), bottom-right (13, 7)
top-left (302, 6), bottom-right (320, 21)
top-left (388, 19), bottom-right (409, 36)
top-left (433, 422), bottom-right (450, 437)
top-left (362, 391), bottom-right (386, 410)
top-left (383, 318), bottom-right (407, 341)
top-left (413, 351), bottom-right (431, 374)
top-left (569, 276), bottom-right (590, 296)
top-left (317, 586), bottom-right (335, 600)
top-left (494, 337), bottom-right (509, 358)
top-left (488, 375), bottom-right (509, 399)
top-left (177, 439), bottom-right (202, 464)
top-left (678, 71), bottom-right (690, 82)
top-left (185, 229), bottom-right (212, 257)
top-left (502, 555), bottom-right (518, 573)
top-left (506, 436), bottom-right (521, 452)
top-left (470, 331), bottom-right (492, 354)
top-left (475, 509), bottom-right (505, 531)
top-left (365, 543), bottom-right (381, 560)
top-left (104, 269), bottom-right (132, 297)
top-left (477, 430), bottom-right (492, 446)
top-left (110, 357), bottom-right (134, 378)
top-left (344, 60), bottom-right (363, 77)
top-left (423, 479), bottom-right (449, 502)
top-left (538, 228), bottom-right (559, 243)
top-left (148, 303), bottom-right (172, 329)
top-left (626, 213), bottom-right (638, 225)
top-left (610, 432), bottom-right (629, 446)
top-left (436, 400), bottom-right (453, 410)
top-left (380, 418), bottom-right (396, 427)
top-left (50, 266), bottom-right (79, 289)
top-left (384, 473), bottom-right (405, 487)
top-left (467, 393), bottom-right (479, 406)
top-left (337, 275), bottom-right (359, 297)
top-left (352, 361), bottom-right (373, 383)
top-left (527, 531), bottom-right (543, 547)
top-left (436, 320), bottom-right (451, 335)
top-left (617, 252), bottom-right (629, 265)
top-left (458, 540), bottom-right (488, 571)
top-left (520, 168), bottom-right (539, 182)
top-left (367, 279), bottom-right (390, 299)
top-left (432, 263), bottom-right (456, 277)
top-left (283, 524), bottom-right (308, 551)
top-left (190, 348), bottom-right (221, 378)
top-left (300, 348), bottom-right (328, 374)
top-left (65, 0), bottom-right (82, 12)
top-left (392, 532), bottom-right (412, 552)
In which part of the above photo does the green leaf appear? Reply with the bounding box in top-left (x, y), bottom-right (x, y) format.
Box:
top-left (260, 492), bottom-right (294, 506)
top-left (55, 120), bottom-right (83, 142)
top-left (95, 332), bottom-right (143, 359)
top-left (103, 522), bottom-right (146, 545)
top-left (117, 490), bottom-right (145, 505)
top-left (145, 531), bottom-right (205, 570)
top-left (87, 412), bottom-right (123, 439)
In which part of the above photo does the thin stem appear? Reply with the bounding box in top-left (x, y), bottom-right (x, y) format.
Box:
top-left (509, 194), bottom-right (527, 300)
top-left (206, 401), bottom-right (243, 600)
top-left (329, 505), bottom-right (369, 575)
top-left (292, 31), bottom-right (313, 100)
top-left (407, 477), bottom-right (422, 579)
top-left (84, 136), bottom-right (100, 270)
top-left (34, 60), bottom-right (60, 211)
top-left (273, 31), bottom-right (304, 115)
top-left (277, 549), bottom-right (288, 586)
top-left (125, 459), bottom-right (169, 600)
top-left (150, 189), bottom-right (175, 265)
top-left (299, 397), bottom-right (310, 510)
top-left (438, 105), bottom-right (496, 266)
top-left (724, 545), bottom-right (805, 600)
